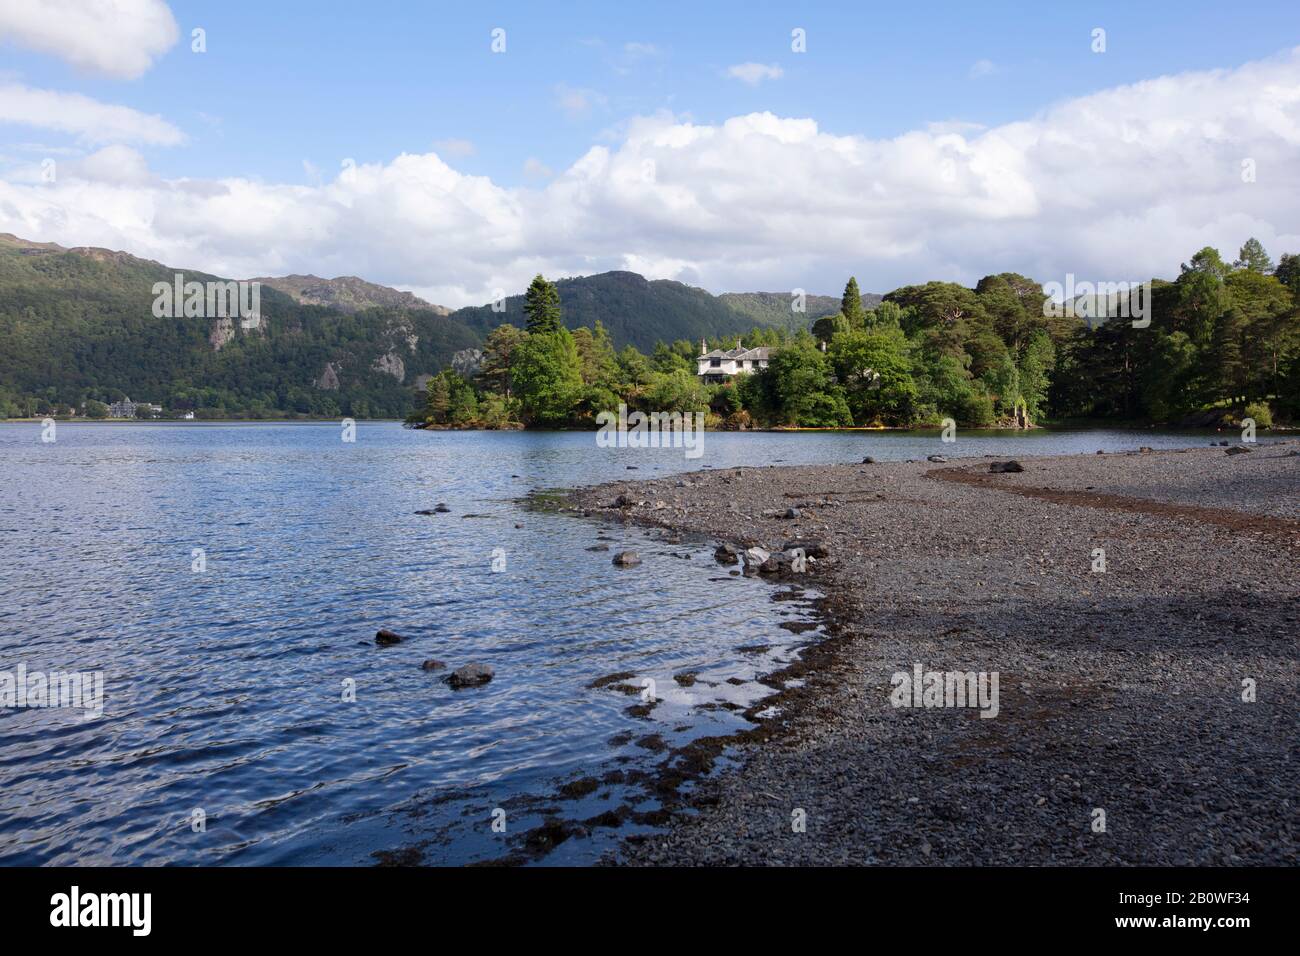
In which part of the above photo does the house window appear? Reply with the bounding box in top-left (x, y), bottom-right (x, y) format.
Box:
top-left (710, 358), bottom-right (721, 367)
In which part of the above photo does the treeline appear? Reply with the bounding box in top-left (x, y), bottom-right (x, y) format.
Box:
top-left (414, 241), bottom-right (1299, 431)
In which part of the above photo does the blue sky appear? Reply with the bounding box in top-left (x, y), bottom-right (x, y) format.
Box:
top-left (6, 0), bottom-right (1294, 185)
top-left (1, 1), bottom-right (1298, 305)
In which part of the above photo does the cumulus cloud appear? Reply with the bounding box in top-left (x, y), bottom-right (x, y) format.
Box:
top-left (0, 82), bottom-right (184, 145)
top-left (1, 48), bottom-right (1298, 308)
top-left (0, 0), bottom-right (179, 79)
top-left (727, 63), bottom-right (784, 86)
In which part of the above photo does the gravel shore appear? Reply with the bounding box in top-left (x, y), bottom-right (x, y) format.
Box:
top-left (563, 442), bottom-right (1299, 865)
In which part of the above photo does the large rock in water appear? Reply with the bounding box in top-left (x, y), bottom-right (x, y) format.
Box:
top-left (612, 551), bottom-right (642, 567)
top-left (447, 663), bottom-right (494, 688)
top-left (989, 460), bottom-right (1025, 473)
top-left (375, 629), bottom-right (404, 646)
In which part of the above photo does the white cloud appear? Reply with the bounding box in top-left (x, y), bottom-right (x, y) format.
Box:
top-left (727, 62), bottom-right (784, 86)
top-left (969, 59), bottom-right (999, 79)
top-left (1, 48), bottom-right (1298, 308)
top-left (0, 82), bottom-right (184, 145)
top-left (0, 0), bottom-right (179, 79)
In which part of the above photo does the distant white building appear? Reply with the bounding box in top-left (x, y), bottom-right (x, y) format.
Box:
top-left (697, 340), bottom-right (773, 385)
top-left (107, 397), bottom-right (162, 418)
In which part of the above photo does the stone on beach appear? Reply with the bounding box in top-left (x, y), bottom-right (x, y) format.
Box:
top-left (989, 460), bottom-right (1025, 473)
top-left (1225, 445), bottom-right (1252, 455)
top-left (714, 543), bottom-right (742, 565)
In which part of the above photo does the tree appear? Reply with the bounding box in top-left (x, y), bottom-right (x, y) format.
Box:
top-left (828, 326), bottom-right (916, 424)
top-left (478, 324), bottom-right (526, 398)
top-left (572, 320), bottom-right (619, 389)
top-left (512, 328), bottom-right (583, 426)
top-left (751, 339), bottom-right (851, 427)
top-left (425, 374), bottom-right (451, 423)
top-left (811, 313), bottom-right (849, 343)
top-left (523, 274), bottom-right (563, 333)
top-left (1275, 253), bottom-right (1300, 295)
top-left (840, 277), bottom-right (866, 327)
top-left (1234, 238), bottom-right (1274, 274)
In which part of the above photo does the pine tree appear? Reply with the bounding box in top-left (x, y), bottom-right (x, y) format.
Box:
top-left (1234, 238), bottom-right (1274, 274)
top-left (523, 274), bottom-right (563, 333)
top-left (841, 277), bottom-right (866, 327)
top-left (425, 374), bottom-right (451, 423)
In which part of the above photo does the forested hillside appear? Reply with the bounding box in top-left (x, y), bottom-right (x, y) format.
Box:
top-left (449, 271), bottom-right (808, 351)
top-left (0, 235), bottom-right (478, 419)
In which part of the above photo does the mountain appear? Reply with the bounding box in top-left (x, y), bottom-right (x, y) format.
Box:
top-left (0, 235), bottom-right (478, 418)
top-left (718, 290), bottom-right (880, 329)
top-left (253, 274), bottom-right (451, 315)
top-left (450, 270), bottom-right (824, 352)
top-left (0, 233), bottom-right (879, 418)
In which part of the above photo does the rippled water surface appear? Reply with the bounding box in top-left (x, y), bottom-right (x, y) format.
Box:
top-left (0, 423), bottom-right (1225, 864)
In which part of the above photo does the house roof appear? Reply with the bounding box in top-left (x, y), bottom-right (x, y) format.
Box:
top-left (700, 346), bottom-right (772, 361)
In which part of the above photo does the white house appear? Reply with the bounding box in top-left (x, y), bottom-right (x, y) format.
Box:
top-left (697, 340), bottom-right (773, 384)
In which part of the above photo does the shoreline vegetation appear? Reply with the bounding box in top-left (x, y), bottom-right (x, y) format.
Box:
top-left (551, 443), bottom-right (1298, 865)
top-left (403, 243), bottom-right (1299, 435)
top-left (8, 241), bottom-right (1296, 434)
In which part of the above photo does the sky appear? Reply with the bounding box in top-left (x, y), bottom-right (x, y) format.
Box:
top-left (0, 0), bottom-right (1298, 307)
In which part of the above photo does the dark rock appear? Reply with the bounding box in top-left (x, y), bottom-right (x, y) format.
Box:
top-left (989, 460), bottom-right (1025, 473)
top-left (1225, 445), bottom-right (1252, 455)
top-left (714, 543), bottom-right (741, 565)
top-left (1139, 446), bottom-right (1153, 453)
top-left (927, 455), bottom-right (948, 463)
top-left (586, 544), bottom-right (610, 551)
top-left (420, 659), bottom-right (446, 671)
top-left (862, 456), bottom-right (876, 464)
top-left (610, 494), bottom-right (634, 508)
top-left (447, 663), bottom-right (494, 688)
top-left (783, 538), bottom-right (829, 558)
top-left (375, 629), bottom-right (404, 646)
top-left (783, 507), bottom-right (801, 519)
top-left (612, 551), bottom-right (642, 567)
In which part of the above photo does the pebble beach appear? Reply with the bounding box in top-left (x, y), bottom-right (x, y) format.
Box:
top-left (562, 442), bottom-right (1300, 865)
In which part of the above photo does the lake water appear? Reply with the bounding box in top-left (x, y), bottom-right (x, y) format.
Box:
top-left (0, 422), bottom-right (1235, 865)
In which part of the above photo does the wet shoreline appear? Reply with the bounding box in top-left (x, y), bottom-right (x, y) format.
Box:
top-left (557, 442), bottom-right (1299, 865)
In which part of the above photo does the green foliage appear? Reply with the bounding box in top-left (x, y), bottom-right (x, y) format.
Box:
top-left (1243, 401), bottom-right (1272, 429)
top-left (827, 325), bottom-right (916, 424)
top-left (0, 240), bottom-right (478, 419)
top-left (840, 277), bottom-right (866, 327)
top-left (523, 274), bottom-right (563, 333)
top-left (1235, 238), bottom-right (1274, 274)
top-left (512, 328), bottom-right (583, 426)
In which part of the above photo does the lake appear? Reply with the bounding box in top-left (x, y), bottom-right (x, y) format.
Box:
top-left (0, 422), bottom-right (1238, 865)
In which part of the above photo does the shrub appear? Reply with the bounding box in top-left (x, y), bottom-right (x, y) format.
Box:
top-left (1243, 401), bottom-right (1272, 429)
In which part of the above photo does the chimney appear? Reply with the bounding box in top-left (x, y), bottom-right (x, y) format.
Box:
top-left (700, 338), bottom-right (706, 356)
